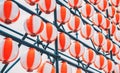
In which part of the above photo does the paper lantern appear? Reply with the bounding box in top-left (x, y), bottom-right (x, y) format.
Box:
top-left (68, 0), bottom-right (82, 9)
top-left (20, 48), bottom-right (42, 72)
top-left (82, 49), bottom-right (96, 64)
top-left (59, 61), bottom-right (72, 73)
top-left (112, 13), bottom-right (120, 25)
top-left (40, 23), bottom-right (58, 43)
top-left (37, 61), bottom-right (56, 73)
top-left (81, 4), bottom-right (95, 18)
top-left (24, 0), bottom-right (39, 6)
top-left (100, 18), bottom-right (111, 30)
top-left (111, 44), bottom-right (120, 55)
top-left (110, 23), bottom-right (117, 36)
top-left (68, 15), bottom-right (83, 32)
top-left (102, 39), bottom-right (113, 53)
top-left (92, 13), bottom-right (105, 26)
top-left (57, 6), bottom-right (71, 24)
top-left (38, 0), bottom-right (56, 14)
top-left (94, 55), bottom-right (107, 70)
top-left (75, 68), bottom-right (85, 73)
top-left (97, 0), bottom-right (108, 11)
top-left (0, 38), bottom-right (19, 64)
top-left (92, 32), bottom-right (106, 47)
top-left (0, 1), bottom-right (20, 24)
top-left (110, 0), bottom-right (120, 7)
top-left (114, 64), bottom-right (120, 73)
top-left (89, 0), bottom-right (100, 5)
top-left (114, 29), bottom-right (120, 42)
top-left (103, 60), bottom-right (115, 73)
top-left (24, 15), bottom-right (44, 36)
top-left (69, 41), bottom-right (85, 58)
top-left (58, 32), bottom-right (71, 52)
top-left (80, 24), bottom-right (94, 39)
top-left (108, 6), bottom-right (116, 18)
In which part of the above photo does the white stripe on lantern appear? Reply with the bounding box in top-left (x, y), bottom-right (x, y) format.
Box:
top-left (0, 39), bottom-right (5, 61)
top-left (32, 50), bottom-right (41, 70)
top-left (9, 2), bottom-right (20, 20)
top-left (0, 2), bottom-right (6, 21)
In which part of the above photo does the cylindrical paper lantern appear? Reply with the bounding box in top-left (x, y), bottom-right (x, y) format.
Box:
top-left (57, 6), bottom-right (71, 24)
top-left (69, 41), bottom-right (85, 58)
top-left (24, 15), bottom-right (44, 36)
top-left (0, 1), bottom-right (20, 24)
top-left (68, 15), bottom-right (83, 32)
top-left (102, 39), bottom-right (113, 53)
top-left (103, 60), bottom-right (115, 73)
top-left (20, 48), bottom-right (42, 72)
top-left (0, 38), bottom-right (19, 64)
top-left (38, 0), bottom-right (56, 14)
top-left (40, 23), bottom-right (58, 43)
top-left (58, 32), bottom-right (71, 52)
top-left (81, 4), bottom-right (95, 18)
top-left (94, 55), bottom-right (107, 70)
top-left (80, 24), bottom-right (94, 39)
top-left (92, 32), bottom-right (106, 47)
top-left (82, 49), bottom-right (96, 64)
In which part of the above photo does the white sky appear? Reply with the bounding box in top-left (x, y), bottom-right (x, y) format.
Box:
top-left (0, 0), bottom-right (120, 73)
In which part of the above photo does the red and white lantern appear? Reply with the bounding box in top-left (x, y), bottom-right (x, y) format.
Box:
top-left (0, 38), bottom-right (19, 64)
top-left (102, 39), bottom-right (113, 53)
top-left (58, 32), bottom-right (71, 52)
top-left (107, 6), bottom-right (116, 18)
top-left (80, 24), bottom-right (94, 39)
top-left (37, 61), bottom-right (56, 73)
top-left (57, 6), bottom-right (71, 24)
top-left (82, 49), bottom-right (96, 64)
top-left (92, 32), bottom-right (106, 47)
top-left (59, 61), bottom-right (72, 73)
top-left (112, 13), bottom-right (120, 25)
top-left (110, 0), bottom-right (120, 7)
top-left (114, 29), bottom-right (120, 42)
top-left (97, 0), bottom-right (108, 11)
top-left (20, 48), bottom-right (42, 72)
top-left (110, 23), bottom-right (117, 36)
top-left (81, 4), bottom-right (95, 18)
top-left (89, 0), bottom-right (100, 5)
top-left (100, 18), bottom-right (111, 30)
top-left (0, 1), bottom-right (20, 24)
top-left (94, 55), bottom-right (107, 70)
top-left (103, 60), bottom-right (115, 73)
top-left (114, 64), bottom-right (120, 73)
top-left (38, 0), bottom-right (56, 14)
top-left (24, 0), bottom-right (39, 6)
top-left (69, 41), bottom-right (85, 58)
top-left (40, 23), bottom-right (58, 43)
top-left (24, 15), bottom-right (44, 36)
top-left (92, 13), bottom-right (105, 26)
top-left (111, 44), bottom-right (120, 56)
top-left (68, 15), bottom-right (83, 32)
top-left (68, 0), bottom-right (83, 9)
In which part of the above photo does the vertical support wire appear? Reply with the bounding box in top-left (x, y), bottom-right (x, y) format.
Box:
top-left (54, 3), bottom-right (59, 73)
